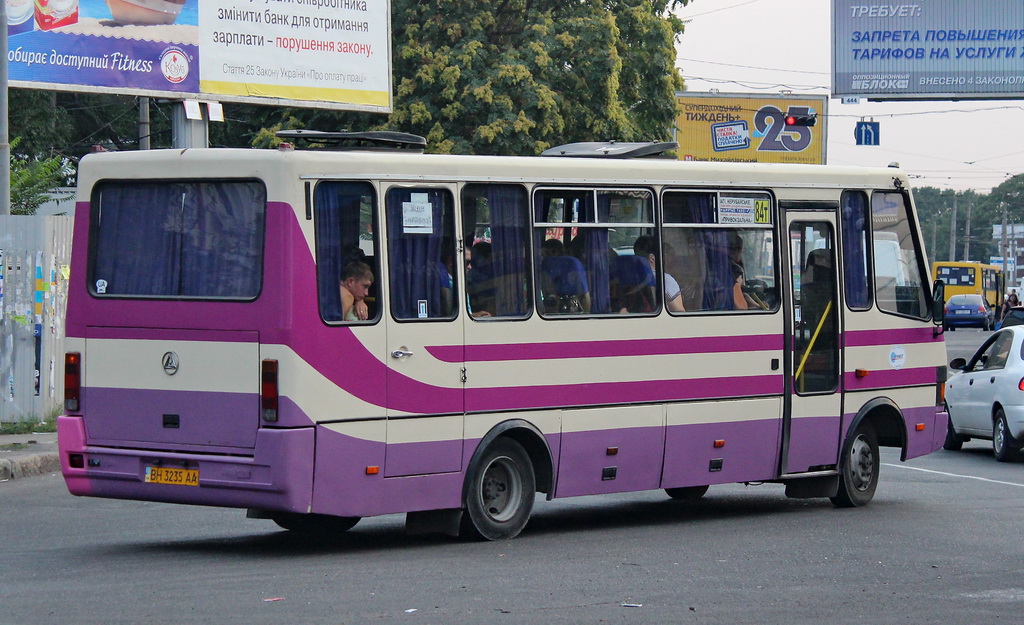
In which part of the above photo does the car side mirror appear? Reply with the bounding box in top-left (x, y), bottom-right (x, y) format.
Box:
top-left (949, 357), bottom-right (967, 370)
top-left (932, 279), bottom-right (945, 326)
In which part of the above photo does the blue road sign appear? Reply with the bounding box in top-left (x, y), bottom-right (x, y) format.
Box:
top-left (855, 121), bottom-right (880, 146)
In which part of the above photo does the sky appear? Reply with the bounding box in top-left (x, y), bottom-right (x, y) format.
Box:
top-left (672, 0), bottom-right (1024, 193)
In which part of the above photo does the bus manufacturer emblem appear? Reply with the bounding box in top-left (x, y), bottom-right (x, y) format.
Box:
top-left (162, 352), bottom-right (180, 375)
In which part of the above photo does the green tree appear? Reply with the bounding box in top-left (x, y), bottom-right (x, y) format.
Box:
top-left (255, 0), bottom-right (689, 154)
top-left (10, 137), bottom-right (73, 215)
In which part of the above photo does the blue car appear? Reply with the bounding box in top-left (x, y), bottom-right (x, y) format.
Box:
top-left (944, 294), bottom-right (995, 331)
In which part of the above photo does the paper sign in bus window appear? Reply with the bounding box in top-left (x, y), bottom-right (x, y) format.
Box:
top-left (711, 121), bottom-right (750, 152)
top-left (403, 193), bottom-right (433, 234)
top-left (719, 196), bottom-right (758, 224)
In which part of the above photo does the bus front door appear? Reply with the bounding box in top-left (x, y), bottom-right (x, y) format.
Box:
top-left (382, 185), bottom-right (465, 478)
top-left (783, 215), bottom-right (843, 475)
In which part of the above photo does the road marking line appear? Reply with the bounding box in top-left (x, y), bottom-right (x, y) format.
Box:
top-left (883, 462), bottom-right (1024, 488)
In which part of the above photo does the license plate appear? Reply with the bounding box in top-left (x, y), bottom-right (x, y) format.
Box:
top-left (145, 466), bottom-right (199, 486)
top-left (955, 310), bottom-right (971, 315)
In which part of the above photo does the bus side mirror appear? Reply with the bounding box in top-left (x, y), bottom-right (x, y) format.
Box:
top-left (932, 279), bottom-right (945, 326)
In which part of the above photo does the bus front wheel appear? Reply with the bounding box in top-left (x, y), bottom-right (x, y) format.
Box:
top-left (830, 422), bottom-right (879, 508)
top-left (461, 438), bottom-right (535, 541)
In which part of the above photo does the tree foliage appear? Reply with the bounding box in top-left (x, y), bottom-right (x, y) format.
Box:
top-left (10, 137), bottom-right (73, 215)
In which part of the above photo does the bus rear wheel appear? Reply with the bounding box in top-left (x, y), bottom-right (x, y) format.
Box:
top-left (271, 512), bottom-right (360, 534)
top-left (461, 438), bottom-right (535, 541)
top-left (830, 422), bottom-right (879, 508)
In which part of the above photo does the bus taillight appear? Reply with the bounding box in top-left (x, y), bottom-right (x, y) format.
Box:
top-left (261, 359), bottom-right (279, 422)
top-left (64, 352), bottom-right (81, 413)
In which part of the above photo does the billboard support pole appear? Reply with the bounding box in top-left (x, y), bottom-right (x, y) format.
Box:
top-left (0, 0), bottom-right (10, 216)
top-left (171, 101), bottom-right (208, 149)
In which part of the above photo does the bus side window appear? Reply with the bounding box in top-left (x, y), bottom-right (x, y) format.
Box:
top-left (841, 190), bottom-right (871, 310)
top-left (385, 187), bottom-right (458, 321)
top-left (872, 192), bottom-right (928, 319)
top-left (314, 181), bottom-right (380, 324)
top-left (461, 184), bottom-right (531, 319)
top-left (662, 190), bottom-right (778, 313)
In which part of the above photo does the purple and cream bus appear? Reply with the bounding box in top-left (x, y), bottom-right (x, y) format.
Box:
top-left (58, 133), bottom-right (948, 540)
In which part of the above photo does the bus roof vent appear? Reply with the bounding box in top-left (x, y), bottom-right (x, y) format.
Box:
top-left (274, 130), bottom-right (427, 152)
top-left (541, 141), bottom-right (677, 159)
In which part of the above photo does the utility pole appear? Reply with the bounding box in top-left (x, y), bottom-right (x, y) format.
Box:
top-left (1002, 201), bottom-right (1009, 279)
top-left (964, 202), bottom-right (973, 261)
top-left (0, 0), bottom-right (10, 216)
top-left (948, 196), bottom-right (958, 261)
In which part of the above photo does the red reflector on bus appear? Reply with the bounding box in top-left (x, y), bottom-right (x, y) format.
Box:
top-left (261, 359), bottom-right (279, 422)
top-left (856, 369), bottom-right (870, 378)
top-left (366, 466), bottom-right (379, 475)
top-left (916, 423), bottom-right (926, 431)
top-left (69, 453), bottom-right (84, 469)
top-left (713, 439), bottom-right (725, 448)
top-left (64, 352), bottom-right (81, 413)
top-left (606, 447), bottom-right (618, 456)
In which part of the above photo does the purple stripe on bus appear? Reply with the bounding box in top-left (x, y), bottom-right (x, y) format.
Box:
top-left (844, 326), bottom-right (941, 347)
top-left (428, 334), bottom-right (785, 363)
top-left (83, 387), bottom-right (260, 449)
top-left (467, 374), bottom-right (783, 412)
top-left (786, 416), bottom-right (842, 472)
top-left (661, 418), bottom-right (782, 488)
top-left (843, 366), bottom-right (937, 390)
top-left (59, 416), bottom-right (316, 512)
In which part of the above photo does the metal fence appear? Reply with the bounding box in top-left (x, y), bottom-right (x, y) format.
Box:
top-left (0, 215), bottom-right (73, 423)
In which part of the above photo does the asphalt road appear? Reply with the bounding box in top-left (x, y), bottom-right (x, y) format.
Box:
top-left (2, 329), bottom-right (1016, 625)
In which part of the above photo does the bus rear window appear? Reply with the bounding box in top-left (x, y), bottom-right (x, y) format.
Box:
top-left (89, 180), bottom-right (266, 299)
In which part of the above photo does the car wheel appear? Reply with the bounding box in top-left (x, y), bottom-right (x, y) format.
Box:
top-left (993, 410), bottom-right (1019, 462)
top-left (665, 485), bottom-right (710, 500)
top-left (461, 438), bottom-right (535, 541)
top-left (831, 421), bottom-right (879, 508)
top-left (943, 414), bottom-right (964, 451)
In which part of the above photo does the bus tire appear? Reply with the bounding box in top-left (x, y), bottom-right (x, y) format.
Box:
top-left (461, 438), bottom-right (535, 541)
top-left (830, 422), bottom-right (879, 508)
top-left (665, 485), bottom-right (709, 500)
top-left (271, 512), bottom-right (360, 534)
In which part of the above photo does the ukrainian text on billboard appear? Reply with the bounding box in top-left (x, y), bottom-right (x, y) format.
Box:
top-left (6, 0), bottom-right (392, 111)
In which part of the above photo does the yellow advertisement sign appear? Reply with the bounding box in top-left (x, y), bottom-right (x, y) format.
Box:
top-left (675, 93), bottom-right (827, 165)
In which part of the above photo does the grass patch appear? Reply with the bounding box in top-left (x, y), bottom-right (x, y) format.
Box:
top-left (0, 414), bottom-right (58, 435)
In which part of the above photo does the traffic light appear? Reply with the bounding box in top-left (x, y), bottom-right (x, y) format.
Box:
top-left (785, 114), bottom-right (817, 127)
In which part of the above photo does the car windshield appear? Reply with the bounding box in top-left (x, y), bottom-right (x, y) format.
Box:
top-left (948, 295), bottom-right (982, 305)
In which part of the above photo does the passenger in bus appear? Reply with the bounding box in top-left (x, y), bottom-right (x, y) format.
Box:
top-left (340, 261), bottom-right (373, 321)
top-left (633, 235), bottom-right (684, 312)
top-left (467, 241), bottom-right (496, 317)
top-left (540, 238), bottom-right (591, 314)
top-left (728, 231), bottom-right (761, 310)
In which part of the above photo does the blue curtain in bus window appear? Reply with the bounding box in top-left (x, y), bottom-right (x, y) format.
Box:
top-left (386, 189), bottom-right (448, 319)
top-left (690, 195), bottom-right (734, 310)
top-left (583, 194), bottom-right (611, 313)
top-left (315, 182), bottom-right (368, 321)
top-left (93, 182), bottom-right (182, 296)
top-left (92, 181), bottom-right (265, 298)
top-left (486, 184), bottom-right (528, 316)
top-left (841, 191), bottom-right (870, 309)
top-left (179, 182), bottom-right (265, 297)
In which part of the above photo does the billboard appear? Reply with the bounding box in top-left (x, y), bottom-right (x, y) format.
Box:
top-left (833, 0), bottom-right (1024, 100)
top-left (6, 0), bottom-right (392, 112)
top-left (675, 93), bottom-right (827, 165)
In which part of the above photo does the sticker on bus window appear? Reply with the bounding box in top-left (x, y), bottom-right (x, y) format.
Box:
top-left (719, 196), bottom-right (761, 225)
top-left (418, 300), bottom-right (428, 318)
top-left (403, 194), bottom-right (433, 234)
top-left (95, 279), bottom-right (107, 294)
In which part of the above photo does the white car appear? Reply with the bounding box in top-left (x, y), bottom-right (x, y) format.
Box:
top-left (945, 325), bottom-right (1024, 461)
